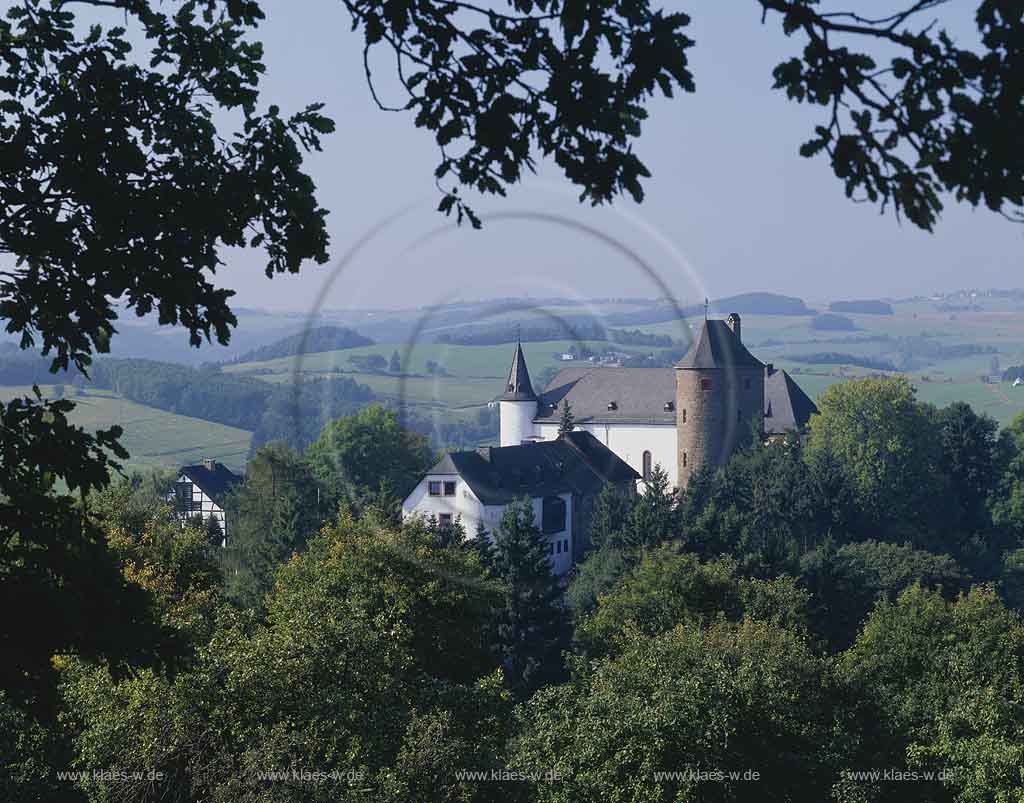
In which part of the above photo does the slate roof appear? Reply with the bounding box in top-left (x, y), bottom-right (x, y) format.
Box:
top-left (536, 367), bottom-right (677, 425)
top-left (763, 366), bottom-right (819, 435)
top-left (535, 364), bottom-right (816, 433)
top-left (499, 342), bottom-right (537, 401)
top-left (675, 319), bottom-right (764, 370)
top-left (180, 462), bottom-right (242, 506)
top-left (425, 430), bottom-right (639, 505)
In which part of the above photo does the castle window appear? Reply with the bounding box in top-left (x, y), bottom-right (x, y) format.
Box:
top-left (642, 450), bottom-right (652, 481)
top-left (428, 481), bottom-right (442, 496)
top-left (701, 378), bottom-right (713, 391)
top-left (443, 481), bottom-right (456, 496)
top-left (564, 538), bottom-right (570, 553)
top-left (556, 539), bottom-right (562, 554)
top-left (683, 452), bottom-right (688, 467)
top-left (438, 513), bottom-right (453, 528)
top-left (682, 408), bottom-right (687, 423)
top-left (542, 496), bottom-right (567, 534)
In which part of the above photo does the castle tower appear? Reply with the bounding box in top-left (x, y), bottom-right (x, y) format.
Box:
top-left (675, 314), bottom-right (764, 487)
top-left (499, 342), bottom-right (538, 446)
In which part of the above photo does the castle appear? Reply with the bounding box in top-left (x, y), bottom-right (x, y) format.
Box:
top-left (402, 314), bottom-right (818, 573)
top-left (499, 313), bottom-right (818, 488)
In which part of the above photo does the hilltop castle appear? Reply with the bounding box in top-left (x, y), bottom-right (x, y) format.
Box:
top-left (499, 313), bottom-right (818, 488)
top-left (402, 314), bottom-right (818, 573)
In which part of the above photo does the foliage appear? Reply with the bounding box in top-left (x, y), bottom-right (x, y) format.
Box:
top-left (765, 0), bottom-right (1024, 229)
top-left (575, 544), bottom-right (811, 658)
top-left (490, 499), bottom-right (568, 695)
top-left (512, 618), bottom-right (838, 802)
top-left (805, 376), bottom-right (952, 541)
top-left (800, 539), bottom-right (970, 650)
top-left (305, 404), bottom-right (434, 514)
top-left (564, 545), bottom-right (628, 617)
top-left (935, 401), bottom-right (1005, 533)
top-left (230, 327), bottom-right (374, 365)
top-left (810, 313), bottom-right (857, 331)
top-left (838, 585), bottom-right (1024, 803)
top-left (556, 400), bottom-right (575, 434)
top-left (57, 516), bottom-right (507, 802)
top-left (222, 443), bottom-right (323, 609)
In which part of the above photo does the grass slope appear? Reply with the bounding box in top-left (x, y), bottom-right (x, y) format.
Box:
top-left (0, 386), bottom-right (251, 473)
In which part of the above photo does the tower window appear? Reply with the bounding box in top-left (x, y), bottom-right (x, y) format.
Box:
top-left (683, 452), bottom-right (688, 467)
top-left (701, 378), bottom-right (713, 391)
top-left (682, 409), bottom-right (687, 423)
top-left (642, 450), bottom-right (652, 481)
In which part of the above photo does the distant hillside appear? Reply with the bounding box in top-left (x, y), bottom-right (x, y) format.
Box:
top-left (229, 326), bottom-right (374, 364)
top-left (829, 299), bottom-right (894, 315)
top-left (811, 313), bottom-right (858, 331)
top-left (694, 292), bottom-right (813, 317)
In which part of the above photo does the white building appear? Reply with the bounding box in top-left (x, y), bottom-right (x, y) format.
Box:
top-left (404, 316), bottom-right (818, 574)
top-left (170, 459), bottom-right (241, 546)
top-left (402, 430), bottom-right (638, 575)
top-left (499, 321), bottom-right (818, 489)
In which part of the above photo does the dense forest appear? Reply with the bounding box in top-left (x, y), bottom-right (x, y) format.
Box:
top-left (227, 326), bottom-right (374, 364)
top-left (9, 379), bottom-right (1024, 802)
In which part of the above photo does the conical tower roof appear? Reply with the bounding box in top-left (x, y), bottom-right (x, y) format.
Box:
top-left (676, 319), bottom-right (763, 370)
top-left (500, 342), bottom-right (537, 401)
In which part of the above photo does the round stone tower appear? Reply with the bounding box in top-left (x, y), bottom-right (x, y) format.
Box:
top-left (499, 342), bottom-right (538, 446)
top-left (675, 314), bottom-right (764, 487)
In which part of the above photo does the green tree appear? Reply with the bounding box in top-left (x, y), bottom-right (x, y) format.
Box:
top-left (935, 401), bottom-right (1003, 532)
top-left (587, 483), bottom-right (635, 552)
top-left (575, 543), bottom-right (811, 659)
top-left (990, 411), bottom-right (1024, 539)
top-left (557, 400), bottom-right (575, 434)
top-left (305, 404), bottom-right (434, 514)
top-left (511, 618), bottom-right (838, 803)
top-left (57, 515), bottom-right (507, 802)
top-left (614, 464), bottom-right (676, 550)
top-left (222, 442), bottom-right (322, 609)
top-left (838, 585), bottom-right (1024, 803)
top-left (800, 540), bottom-right (969, 650)
top-left (805, 376), bottom-right (952, 542)
top-left (490, 499), bottom-right (567, 695)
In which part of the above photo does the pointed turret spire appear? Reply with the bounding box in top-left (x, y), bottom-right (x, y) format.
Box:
top-left (500, 341), bottom-right (537, 401)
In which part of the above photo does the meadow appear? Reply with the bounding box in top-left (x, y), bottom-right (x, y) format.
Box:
top-left (0, 386), bottom-right (252, 473)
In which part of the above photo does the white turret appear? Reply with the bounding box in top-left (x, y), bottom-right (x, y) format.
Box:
top-left (499, 342), bottom-right (538, 446)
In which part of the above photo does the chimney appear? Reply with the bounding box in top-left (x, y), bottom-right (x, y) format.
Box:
top-left (765, 362), bottom-right (775, 376)
top-left (476, 446), bottom-right (492, 461)
top-left (203, 457), bottom-right (216, 471)
top-left (726, 313), bottom-right (741, 342)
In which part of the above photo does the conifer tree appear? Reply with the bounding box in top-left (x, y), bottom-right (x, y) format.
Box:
top-left (620, 464), bottom-right (677, 549)
top-left (490, 499), bottom-right (567, 695)
top-left (389, 350), bottom-right (402, 373)
top-left (557, 400), bottom-right (576, 434)
top-left (471, 520), bottom-right (496, 577)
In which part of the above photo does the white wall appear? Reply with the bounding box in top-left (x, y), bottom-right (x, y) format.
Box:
top-left (535, 422), bottom-right (678, 489)
top-left (171, 473), bottom-right (227, 546)
top-left (404, 480), bottom-right (574, 576)
top-left (500, 399), bottom-right (538, 446)
top-left (402, 473), bottom-right (487, 534)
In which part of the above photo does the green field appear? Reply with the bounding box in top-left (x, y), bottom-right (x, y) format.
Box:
top-left (0, 386), bottom-right (251, 474)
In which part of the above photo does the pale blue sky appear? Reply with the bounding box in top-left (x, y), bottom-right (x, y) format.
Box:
top-left (194, 3), bottom-right (1022, 310)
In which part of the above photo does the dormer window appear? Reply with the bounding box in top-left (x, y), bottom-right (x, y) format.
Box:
top-left (701, 378), bottom-right (713, 391)
top-left (664, 401), bottom-right (674, 412)
top-left (607, 401), bottom-right (618, 410)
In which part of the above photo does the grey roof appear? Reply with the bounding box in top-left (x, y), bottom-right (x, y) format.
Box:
top-left (536, 364), bottom-right (817, 434)
top-left (764, 366), bottom-right (819, 434)
top-left (425, 430), bottom-right (639, 505)
top-left (499, 342), bottom-right (537, 401)
top-left (180, 462), bottom-right (242, 505)
top-left (536, 367), bottom-right (677, 425)
top-left (676, 319), bottom-right (763, 370)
